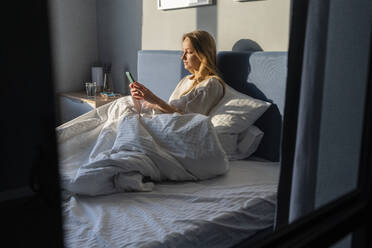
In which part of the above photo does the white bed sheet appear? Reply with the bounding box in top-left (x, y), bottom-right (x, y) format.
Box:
top-left (62, 159), bottom-right (279, 248)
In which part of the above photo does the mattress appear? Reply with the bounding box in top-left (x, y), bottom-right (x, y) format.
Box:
top-left (62, 159), bottom-right (279, 248)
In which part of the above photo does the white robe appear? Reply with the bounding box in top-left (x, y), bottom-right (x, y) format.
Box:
top-left (168, 76), bottom-right (224, 115)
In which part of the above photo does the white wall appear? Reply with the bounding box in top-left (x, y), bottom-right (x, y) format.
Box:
top-left (142, 2), bottom-right (197, 51)
top-left (49, 0), bottom-right (98, 93)
top-left (142, 0), bottom-right (290, 51)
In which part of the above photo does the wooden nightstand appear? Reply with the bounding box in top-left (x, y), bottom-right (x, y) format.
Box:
top-left (58, 91), bottom-right (123, 125)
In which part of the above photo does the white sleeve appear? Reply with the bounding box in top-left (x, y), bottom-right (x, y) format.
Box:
top-left (169, 78), bottom-right (224, 115)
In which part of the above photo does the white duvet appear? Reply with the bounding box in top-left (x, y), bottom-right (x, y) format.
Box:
top-left (57, 96), bottom-right (229, 196)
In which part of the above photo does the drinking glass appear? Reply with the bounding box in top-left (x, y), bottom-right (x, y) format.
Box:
top-left (85, 82), bottom-right (97, 98)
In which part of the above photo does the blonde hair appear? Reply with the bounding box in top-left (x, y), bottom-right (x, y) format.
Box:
top-left (181, 30), bottom-right (225, 96)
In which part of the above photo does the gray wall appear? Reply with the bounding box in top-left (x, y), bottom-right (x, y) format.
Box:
top-left (96, 0), bottom-right (142, 95)
top-left (49, 0), bottom-right (98, 93)
top-left (49, 0), bottom-right (142, 95)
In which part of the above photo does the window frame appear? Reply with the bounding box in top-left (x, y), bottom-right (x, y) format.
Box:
top-left (235, 0), bottom-right (372, 247)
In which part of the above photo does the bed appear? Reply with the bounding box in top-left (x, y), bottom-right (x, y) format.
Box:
top-left (60, 50), bottom-right (288, 248)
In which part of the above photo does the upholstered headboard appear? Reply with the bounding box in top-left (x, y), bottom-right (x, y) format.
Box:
top-left (137, 50), bottom-right (287, 161)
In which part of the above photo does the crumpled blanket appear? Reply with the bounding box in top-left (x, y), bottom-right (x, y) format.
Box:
top-left (57, 96), bottom-right (229, 196)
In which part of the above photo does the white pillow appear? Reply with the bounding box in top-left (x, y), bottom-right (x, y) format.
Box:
top-left (209, 84), bottom-right (271, 134)
top-left (216, 133), bottom-right (238, 156)
top-left (237, 125), bottom-right (264, 156)
top-left (216, 126), bottom-right (264, 160)
top-left (228, 125), bottom-right (264, 160)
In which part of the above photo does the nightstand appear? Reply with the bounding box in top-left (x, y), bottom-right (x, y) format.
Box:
top-left (58, 91), bottom-right (122, 125)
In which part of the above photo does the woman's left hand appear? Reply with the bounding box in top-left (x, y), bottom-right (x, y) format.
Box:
top-left (129, 82), bottom-right (159, 105)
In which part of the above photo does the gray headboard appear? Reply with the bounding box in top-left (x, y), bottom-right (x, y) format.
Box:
top-left (138, 50), bottom-right (287, 161)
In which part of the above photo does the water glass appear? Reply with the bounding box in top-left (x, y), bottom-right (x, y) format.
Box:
top-left (85, 82), bottom-right (97, 98)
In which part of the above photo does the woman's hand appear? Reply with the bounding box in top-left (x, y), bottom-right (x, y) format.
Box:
top-left (129, 81), bottom-right (182, 114)
top-left (129, 82), bottom-right (159, 105)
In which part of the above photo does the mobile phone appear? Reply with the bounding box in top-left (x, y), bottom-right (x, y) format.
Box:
top-left (126, 71), bottom-right (141, 114)
top-left (126, 71), bottom-right (135, 83)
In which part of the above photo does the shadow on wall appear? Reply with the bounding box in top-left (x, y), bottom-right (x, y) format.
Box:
top-left (232, 39), bottom-right (263, 52)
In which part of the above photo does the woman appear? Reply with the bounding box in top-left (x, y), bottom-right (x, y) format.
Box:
top-left (130, 30), bottom-right (225, 115)
top-left (58, 31), bottom-right (230, 196)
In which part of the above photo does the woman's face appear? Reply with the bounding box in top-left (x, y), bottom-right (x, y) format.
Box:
top-left (181, 37), bottom-right (201, 73)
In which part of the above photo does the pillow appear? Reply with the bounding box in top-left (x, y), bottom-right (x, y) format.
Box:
top-left (216, 126), bottom-right (264, 160)
top-left (216, 133), bottom-right (238, 156)
top-left (237, 125), bottom-right (264, 157)
top-left (228, 125), bottom-right (264, 160)
top-left (209, 84), bottom-right (271, 134)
